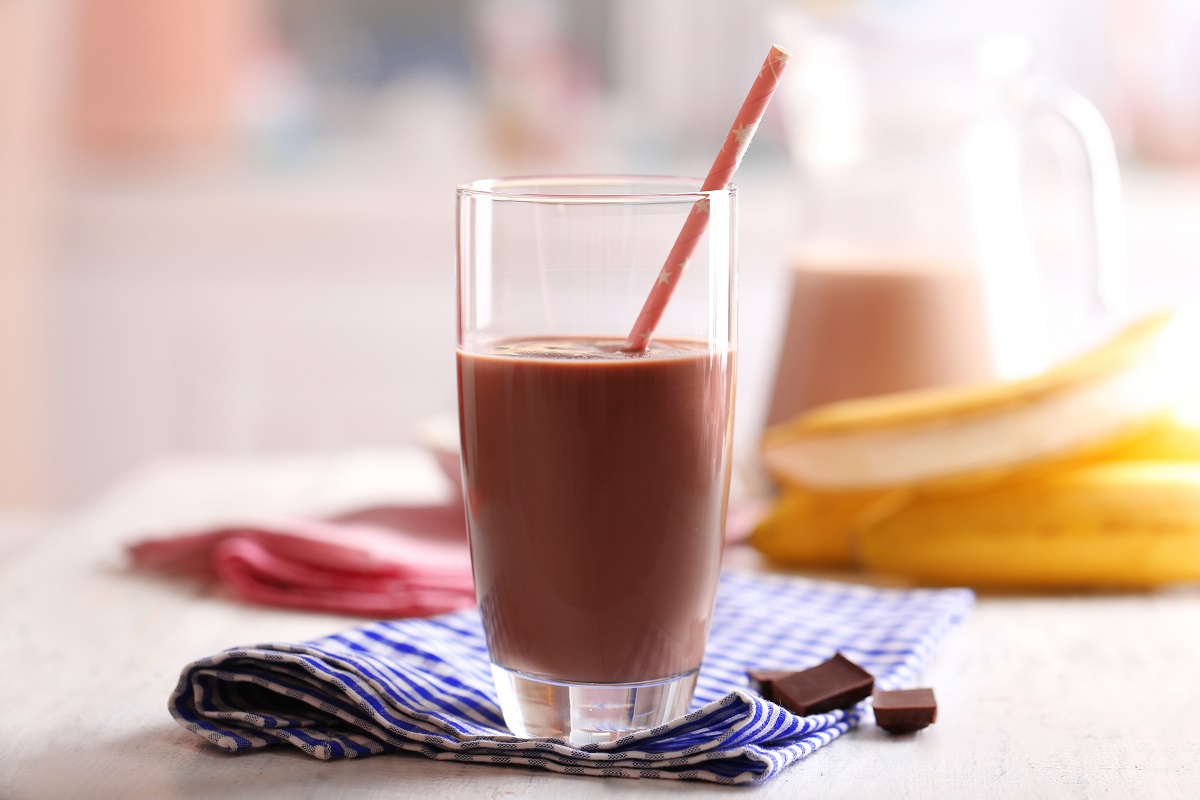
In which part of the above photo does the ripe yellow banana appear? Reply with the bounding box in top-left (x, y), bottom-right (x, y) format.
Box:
top-left (750, 486), bottom-right (899, 568)
top-left (762, 312), bottom-right (1190, 492)
top-left (1108, 401), bottom-right (1200, 461)
top-left (857, 462), bottom-right (1200, 588)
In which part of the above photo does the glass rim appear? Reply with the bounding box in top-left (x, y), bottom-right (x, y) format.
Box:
top-left (457, 175), bottom-right (738, 204)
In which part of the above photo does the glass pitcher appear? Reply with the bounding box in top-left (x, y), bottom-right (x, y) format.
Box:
top-left (765, 17), bottom-right (1125, 426)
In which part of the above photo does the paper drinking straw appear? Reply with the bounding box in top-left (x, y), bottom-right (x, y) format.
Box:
top-left (624, 44), bottom-right (791, 352)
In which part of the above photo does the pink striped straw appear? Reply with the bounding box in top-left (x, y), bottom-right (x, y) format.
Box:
top-left (624, 44), bottom-right (791, 352)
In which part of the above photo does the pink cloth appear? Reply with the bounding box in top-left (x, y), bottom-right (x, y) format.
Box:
top-left (127, 504), bottom-right (476, 618)
top-left (128, 492), bottom-right (761, 618)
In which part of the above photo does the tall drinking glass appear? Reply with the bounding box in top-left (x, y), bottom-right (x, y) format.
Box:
top-left (456, 176), bottom-right (737, 744)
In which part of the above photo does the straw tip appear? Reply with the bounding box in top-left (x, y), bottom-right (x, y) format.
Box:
top-left (770, 43), bottom-right (792, 57)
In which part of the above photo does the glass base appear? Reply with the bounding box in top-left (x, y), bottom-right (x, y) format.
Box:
top-left (491, 664), bottom-right (698, 745)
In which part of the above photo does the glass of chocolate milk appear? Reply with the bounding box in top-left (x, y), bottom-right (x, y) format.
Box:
top-left (456, 176), bottom-right (736, 744)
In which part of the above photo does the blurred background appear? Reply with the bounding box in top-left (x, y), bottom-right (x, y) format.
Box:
top-left (3, 0), bottom-right (1200, 516)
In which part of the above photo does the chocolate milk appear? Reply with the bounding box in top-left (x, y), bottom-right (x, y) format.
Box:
top-left (457, 338), bottom-right (734, 684)
top-left (766, 256), bottom-right (994, 426)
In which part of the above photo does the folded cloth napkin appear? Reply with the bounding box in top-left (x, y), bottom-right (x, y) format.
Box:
top-left (170, 572), bottom-right (972, 784)
top-left (128, 505), bottom-right (475, 617)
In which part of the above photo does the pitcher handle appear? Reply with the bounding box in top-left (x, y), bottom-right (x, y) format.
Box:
top-left (1023, 81), bottom-right (1127, 314)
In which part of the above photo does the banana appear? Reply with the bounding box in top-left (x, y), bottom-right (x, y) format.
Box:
top-left (750, 486), bottom-right (899, 568)
top-left (762, 312), bottom-right (1193, 492)
top-left (856, 462), bottom-right (1200, 588)
top-left (1107, 400), bottom-right (1200, 461)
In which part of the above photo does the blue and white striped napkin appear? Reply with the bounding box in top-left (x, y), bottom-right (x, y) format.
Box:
top-left (170, 572), bottom-right (972, 784)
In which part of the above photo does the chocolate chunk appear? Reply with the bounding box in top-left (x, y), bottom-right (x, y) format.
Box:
top-left (746, 668), bottom-right (794, 702)
top-left (769, 653), bottom-right (875, 716)
top-left (872, 688), bottom-right (937, 733)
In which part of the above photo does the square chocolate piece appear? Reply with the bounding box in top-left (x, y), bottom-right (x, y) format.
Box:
top-left (770, 653), bottom-right (875, 716)
top-left (872, 688), bottom-right (937, 734)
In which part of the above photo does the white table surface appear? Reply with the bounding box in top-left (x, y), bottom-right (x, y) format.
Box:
top-left (2, 452), bottom-right (1199, 799)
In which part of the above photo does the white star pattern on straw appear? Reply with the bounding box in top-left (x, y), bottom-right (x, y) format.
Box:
top-left (694, 198), bottom-right (710, 214)
top-left (761, 49), bottom-right (791, 78)
top-left (732, 121), bottom-right (760, 162)
top-left (772, 50), bottom-right (789, 75)
top-left (657, 269), bottom-right (673, 286)
top-left (734, 121), bottom-right (758, 150)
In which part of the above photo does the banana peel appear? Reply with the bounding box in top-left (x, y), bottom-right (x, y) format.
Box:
top-left (752, 310), bottom-right (1200, 585)
top-left (855, 462), bottom-right (1200, 588)
top-left (754, 404), bottom-right (1200, 581)
top-left (761, 312), bottom-right (1187, 493)
top-left (750, 486), bottom-right (899, 569)
top-left (1106, 400), bottom-right (1200, 461)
